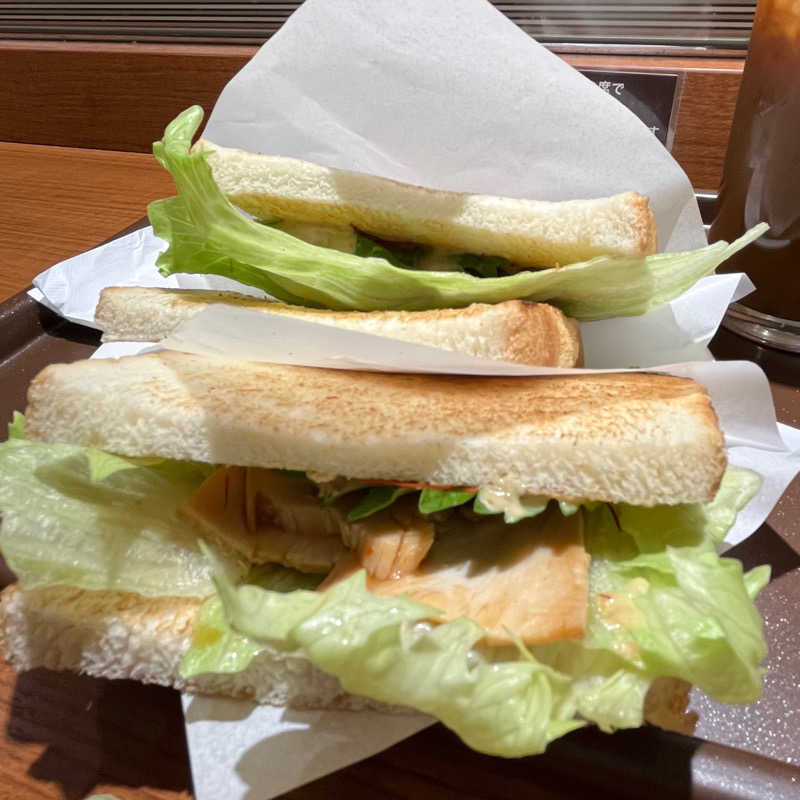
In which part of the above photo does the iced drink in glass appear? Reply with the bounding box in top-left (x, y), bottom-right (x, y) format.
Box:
top-left (709, 0), bottom-right (800, 351)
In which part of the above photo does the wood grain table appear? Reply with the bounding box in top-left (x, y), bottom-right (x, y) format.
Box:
top-left (1, 142), bottom-right (799, 800)
top-left (0, 142), bottom-right (190, 800)
top-left (0, 142), bottom-right (174, 300)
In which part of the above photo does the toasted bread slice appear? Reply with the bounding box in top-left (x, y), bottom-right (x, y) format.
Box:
top-left (95, 287), bottom-right (583, 368)
top-left (24, 353), bottom-right (726, 506)
top-left (194, 139), bottom-right (658, 268)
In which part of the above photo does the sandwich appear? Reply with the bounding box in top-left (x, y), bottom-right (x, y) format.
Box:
top-left (142, 106), bottom-right (766, 324)
top-left (0, 353), bottom-right (769, 756)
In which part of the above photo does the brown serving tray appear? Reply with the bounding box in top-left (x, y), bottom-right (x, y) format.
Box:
top-left (1, 261), bottom-right (799, 799)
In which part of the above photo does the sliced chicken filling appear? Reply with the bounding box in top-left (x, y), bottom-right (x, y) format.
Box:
top-left (181, 467), bottom-right (589, 646)
top-left (181, 466), bottom-right (433, 578)
top-left (320, 504), bottom-right (588, 646)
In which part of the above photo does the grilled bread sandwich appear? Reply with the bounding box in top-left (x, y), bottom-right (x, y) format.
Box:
top-left (0, 353), bottom-right (768, 756)
top-left (145, 106), bottom-right (765, 324)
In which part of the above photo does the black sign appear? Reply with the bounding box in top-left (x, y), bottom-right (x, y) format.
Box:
top-left (579, 70), bottom-right (681, 150)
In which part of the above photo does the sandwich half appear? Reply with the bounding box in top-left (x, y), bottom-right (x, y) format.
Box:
top-left (145, 106), bottom-right (767, 320)
top-left (0, 354), bottom-right (768, 756)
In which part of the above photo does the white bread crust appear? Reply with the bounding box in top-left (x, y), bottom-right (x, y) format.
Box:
top-left (0, 584), bottom-right (391, 711)
top-left (24, 353), bottom-right (726, 506)
top-left (194, 139), bottom-right (658, 268)
top-left (95, 288), bottom-right (583, 368)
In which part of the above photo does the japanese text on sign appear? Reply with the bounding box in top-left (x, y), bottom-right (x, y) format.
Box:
top-left (580, 70), bottom-right (681, 150)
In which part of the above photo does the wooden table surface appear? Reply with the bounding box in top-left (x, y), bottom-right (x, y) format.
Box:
top-left (1, 142), bottom-right (799, 800)
top-left (0, 142), bottom-right (190, 800)
top-left (0, 142), bottom-right (174, 301)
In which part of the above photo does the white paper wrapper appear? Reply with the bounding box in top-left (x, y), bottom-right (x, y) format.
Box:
top-left (181, 696), bottom-right (432, 799)
top-left (28, 227), bottom-right (265, 329)
top-left (203, 0), bottom-right (705, 252)
top-left (26, 0), bottom-right (798, 795)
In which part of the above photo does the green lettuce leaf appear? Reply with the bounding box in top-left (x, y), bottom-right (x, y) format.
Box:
top-left (182, 594), bottom-right (264, 678)
top-left (0, 438), bottom-right (243, 597)
top-left (527, 642), bottom-right (653, 732)
top-left (611, 468), bottom-right (763, 552)
top-left (319, 479), bottom-right (369, 506)
top-left (418, 488), bottom-right (477, 514)
top-left (454, 252), bottom-right (510, 278)
top-left (613, 551), bottom-right (767, 703)
top-left (354, 232), bottom-right (428, 269)
top-left (332, 482), bottom-right (553, 521)
top-left (148, 106), bottom-right (767, 319)
top-left (182, 564), bottom-right (320, 677)
top-left (347, 486), bottom-right (413, 521)
top-left (7, 411), bottom-right (25, 440)
top-left (559, 467), bottom-right (768, 705)
top-left (188, 566), bottom-right (584, 756)
top-left (245, 562), bottom-right (324, 593)
top-left (83, 449), bottom-right (175, 483)
top-left (336, 484), bottom-right (478, 520)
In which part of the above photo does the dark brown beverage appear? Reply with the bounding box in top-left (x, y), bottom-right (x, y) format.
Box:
top-left (709, 0), bottom-right (800, 350)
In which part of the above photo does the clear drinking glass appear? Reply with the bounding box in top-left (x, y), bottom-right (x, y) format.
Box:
top-left (709, 0), bottom-right (800, 352)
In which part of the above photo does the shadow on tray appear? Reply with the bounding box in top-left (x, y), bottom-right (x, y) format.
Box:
top-left (6, 669), bottom-right (192, 800)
